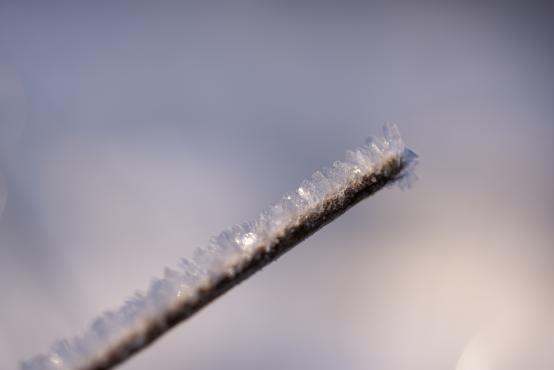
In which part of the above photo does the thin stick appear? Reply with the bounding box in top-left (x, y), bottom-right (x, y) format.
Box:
top-left (22, 124), bottom-right (417, 370)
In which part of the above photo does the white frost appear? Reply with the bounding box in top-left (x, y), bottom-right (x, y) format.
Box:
top-left (21, 123), bottom-right (417, 370)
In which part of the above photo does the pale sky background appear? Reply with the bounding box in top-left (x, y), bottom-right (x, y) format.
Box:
top-left (0, 1), bottom-right (553, 369)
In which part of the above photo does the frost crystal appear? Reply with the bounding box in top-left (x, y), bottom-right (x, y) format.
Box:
top-left (21, 123), bottom-right (417, 370)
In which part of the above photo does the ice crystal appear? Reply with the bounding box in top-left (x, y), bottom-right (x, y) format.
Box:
top-left (22, 123), bottom-right (417, 370)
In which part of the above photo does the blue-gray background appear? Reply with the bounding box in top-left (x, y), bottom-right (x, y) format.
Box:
top-left (0, 1), bottom-right (553, 369)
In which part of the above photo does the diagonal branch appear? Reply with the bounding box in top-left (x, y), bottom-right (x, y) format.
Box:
top-left (22, 123), bottom-right (418, 370)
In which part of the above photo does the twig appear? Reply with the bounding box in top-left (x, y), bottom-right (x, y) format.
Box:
top-left (22, 123), bottom-right (417, 370)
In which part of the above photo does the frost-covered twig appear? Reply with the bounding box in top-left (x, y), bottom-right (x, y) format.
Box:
top-left (22, 124), bottom-right (417, 370)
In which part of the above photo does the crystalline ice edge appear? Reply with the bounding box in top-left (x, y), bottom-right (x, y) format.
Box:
top-left (22, 124), bottom-right (417, 370)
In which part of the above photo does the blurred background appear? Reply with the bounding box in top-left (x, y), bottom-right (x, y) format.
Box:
top-left (0, 1), bottom-right (553, 369)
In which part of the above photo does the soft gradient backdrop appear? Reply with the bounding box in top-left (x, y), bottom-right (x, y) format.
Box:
top-left (1, 1), bottom-right (553, 369)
